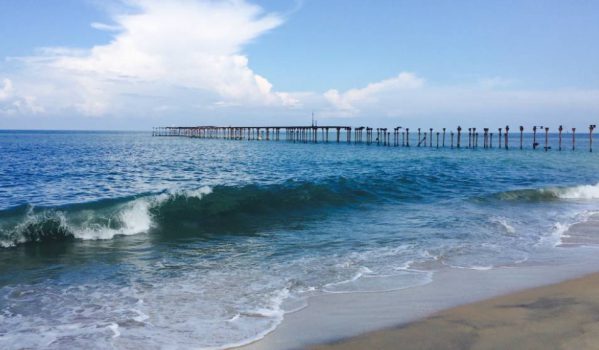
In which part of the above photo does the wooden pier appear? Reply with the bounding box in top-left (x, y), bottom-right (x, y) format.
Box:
top-left (152, 124), bottom-right (597, 152)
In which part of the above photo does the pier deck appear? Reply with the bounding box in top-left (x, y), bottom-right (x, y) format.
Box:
top-left (152, 124), bottom-right (597, 152)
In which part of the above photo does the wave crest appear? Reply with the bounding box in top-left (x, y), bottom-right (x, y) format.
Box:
top-left (491, 183), bottom-right (599, 202)
top-left (0, 181), bottom-right (369, 248)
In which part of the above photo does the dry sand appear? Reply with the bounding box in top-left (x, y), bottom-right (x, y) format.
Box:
top-left (311, 272), bottom-right (599, 350)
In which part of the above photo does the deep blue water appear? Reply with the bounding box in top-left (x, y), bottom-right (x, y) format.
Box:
top-left (1, 130), bottom-right (599, 349)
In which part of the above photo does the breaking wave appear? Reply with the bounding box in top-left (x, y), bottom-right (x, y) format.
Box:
top-left (491, 183), bottom-right (599, 202)
top-left (0, 181), bottom-right (372, 248)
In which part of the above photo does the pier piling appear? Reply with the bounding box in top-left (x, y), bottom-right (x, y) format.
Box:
top-left (590, 125), bottom-right (596, 152)
top-left (559, 125), bottom-right (563, 151)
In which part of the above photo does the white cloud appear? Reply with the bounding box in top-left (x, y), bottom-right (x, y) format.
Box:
top-left (0, 78), bottom-right (13, 101)
top-left (324, 72), bottom-right (424, 114)
top-left (0, 78), bottom-right (44, 115)
top-left (319, 73), bottom-right (599, 127)
top-left (90, 22), bottom-right (122, 32)
top-left (5, 0), bottom-right (296, 117)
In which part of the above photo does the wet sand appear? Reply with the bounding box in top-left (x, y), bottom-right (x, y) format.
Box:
top-left (311, 272), bottom-right (599, 350)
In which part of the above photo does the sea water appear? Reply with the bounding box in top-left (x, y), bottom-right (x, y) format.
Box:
top-left (1, 130), bottom-right (598, 349)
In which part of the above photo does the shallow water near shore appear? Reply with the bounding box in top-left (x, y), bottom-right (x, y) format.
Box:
top-left (1, 130), bottom-right (599, 349)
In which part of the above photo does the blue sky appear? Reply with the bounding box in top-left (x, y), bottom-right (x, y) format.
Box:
top-left (0, 0), bottom-right (598, 130)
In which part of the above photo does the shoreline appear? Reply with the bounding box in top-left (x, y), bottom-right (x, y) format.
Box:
top-left (311, 271), bottom-right (599, 350)
top-left (239, 245), bottom-right (599, 350)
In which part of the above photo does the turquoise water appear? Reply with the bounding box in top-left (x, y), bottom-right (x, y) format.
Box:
top-left (1, 130), bottom-right (599, 349)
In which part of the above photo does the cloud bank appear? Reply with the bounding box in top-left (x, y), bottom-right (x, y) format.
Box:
top-left (1, 0), bottom-right (295, 119)
top-left (1, 0), bottom-right (598, 129)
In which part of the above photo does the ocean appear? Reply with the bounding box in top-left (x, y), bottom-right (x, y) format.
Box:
top-left (1, 130), bottom-right (599, 349)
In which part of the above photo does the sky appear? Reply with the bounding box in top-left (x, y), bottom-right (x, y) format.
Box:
top-left (0, 0), bottom-right (598, 130)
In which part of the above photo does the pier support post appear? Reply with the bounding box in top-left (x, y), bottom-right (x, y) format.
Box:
top-left (544, 127), bottom-right (549, 151)
top-left (498, 128), bottom-right (502, 149)
top-left (442, 128), bottom-right (446, 147)
top-left (468, 128), bottom-right (472, 148)
top-left (457, 126), bottom-right (462, 148)
top-left (520, 126), bottom-right (524, 150)
top-left (429, 128), bottom-right (433, 147)
top-left (533, 126), bottom-right (538, 150)
top-left (505, 126), bottom-right (509, 150)
top-left (590, 125), bottom-right (596, 152)
top-left (558, 125), bottom-right (563, 151)
top-left (572, 128), bottom-right (576, 151)
top-left (483, 128), bottom-right (489, 148)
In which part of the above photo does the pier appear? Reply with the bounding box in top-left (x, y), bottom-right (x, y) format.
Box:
top-left (152, 124), bottom-right (597, 152)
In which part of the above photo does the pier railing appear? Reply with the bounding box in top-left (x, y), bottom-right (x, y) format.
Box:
top-left (152, 124), bottom-right (598, 152)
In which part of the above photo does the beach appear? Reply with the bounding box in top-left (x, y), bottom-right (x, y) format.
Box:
top-left (312, 271), bottom-right (599, 350)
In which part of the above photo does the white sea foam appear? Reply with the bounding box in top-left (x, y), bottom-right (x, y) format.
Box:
top-left (72, 198), bottom-right (154, 240)
top-left (490, 216), bottom-right (516, 235)
top-left (323, 267), bottom-right (433, 294)
top-left (554, 183), bottom-right (599, 200)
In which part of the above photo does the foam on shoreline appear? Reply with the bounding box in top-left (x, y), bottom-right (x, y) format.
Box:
top-left (239, 244), bottom-right (599, 350)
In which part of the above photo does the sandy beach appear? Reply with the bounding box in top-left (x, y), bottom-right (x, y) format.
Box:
top-left (311, 271), bottom-right (599, 350)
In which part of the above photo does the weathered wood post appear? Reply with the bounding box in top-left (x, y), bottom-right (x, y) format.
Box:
top-left (472, 128), bottom-right (477, 148)
top-left (468, 128), bottom-right (472, 148)
top-left (442, 128), bottom-right (446, 147)
top-left (400, 127), bottom-right (405, 146)
top-left (505, 126), bottom-right (509, 150)
top-left (498, 128), bottom-right (502, 149)
top-left (558, 125), bottom-right (563, 151)
top-left (572, 127), bottom-right (576, 151)
top-left (406, 128), bottom-right (410, 147)
top-left (483, 128), bottom-right (489, 148)
top-left (336, 127), bottom-right (341, 143)
top-left (490, 133), bottom-right (493, 148)
top-left (519, 126), bottom-right (524, 150)
top-left (417, 128), bottom-right (421, 147)
top-left (544, 127), bottom-right (549, 151)
top-left (457, 126), bottom-right (462, 148)
top-left (429, 128), bottom-right (433, 147)
top-left (436, 132), bottom-right (440, 149)
top-left (347, 127), bottom-right (352, 144)
top-left (451, 131), bottom-right (454, 148)
top-left (533, 126), bottom-right (537, 150)
top-left (590, 125), bottom-right (596, 152)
